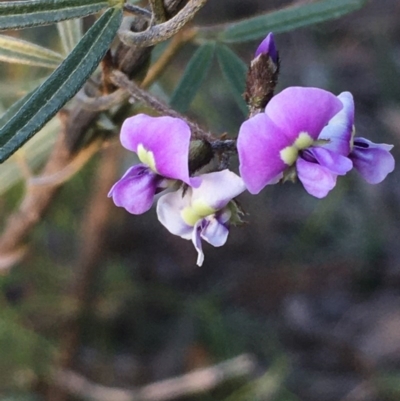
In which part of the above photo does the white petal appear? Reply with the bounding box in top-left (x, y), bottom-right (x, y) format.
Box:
top-left (157, 190), bottom-right (192, 239)
top-left (191, 170), bottom-right (246, 211)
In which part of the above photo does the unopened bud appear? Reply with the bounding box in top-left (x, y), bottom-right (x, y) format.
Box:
top-left (188, 140), bottom-right (213, 174)
top-left (244, 32), bottom-right (280, 116)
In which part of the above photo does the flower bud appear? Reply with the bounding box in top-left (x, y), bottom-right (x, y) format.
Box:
top-left (188, 139), bottom-right (213, 174)
top-left (244, 32), bottom-right (280, 116)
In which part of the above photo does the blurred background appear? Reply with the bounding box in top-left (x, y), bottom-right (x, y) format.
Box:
top-left (1, 0), bottom-right (400, 400)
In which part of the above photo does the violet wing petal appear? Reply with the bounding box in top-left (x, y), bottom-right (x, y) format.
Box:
top-left (296, 157), bottom-right (337, 198)
top-left (156, 190), bottom-right (193, 239)
top-left (308, 147), bottom-right (353, 175)
top-left (191, 170), bottom-right (246, 211)
top-left (238, 113), bottom-right (290, 194)
top-left (319, 91), bottom-right (354, 155)
top-left (350, 138), bottom-right (395, 184)
top-left (201, 217), bottom-right (229, 247)
top-left (264, 87), bottom-right (343, 142)
top-left (108, 165), bottom-right (160, 215)
top-left (120, 114), bottom-right (193, 185)
top-left (255, 32), bottom-right (278, 63)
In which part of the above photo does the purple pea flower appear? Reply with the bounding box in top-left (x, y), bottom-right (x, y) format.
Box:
top-left (350, 138), bottom-right (394, 184)
top-left (109, 114), bottom-right (200, 215)
top-left (238, 87), bottom-right (354, 198)
top-left (157, 170), bottom-right (246, 266)
top-left (327, 92), bottom-right (394, 184)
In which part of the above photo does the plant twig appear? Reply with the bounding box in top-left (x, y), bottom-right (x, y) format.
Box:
top-left (123, 4), bottom-right (152, 19)
top-left (149, 0), bottom-right (166, 24)
top-left (55, 354), bottom-right (257, 401)
top-left (119, 0), bottom-right (208, 47)
top-left (110, 70), bottom-right (214, 141)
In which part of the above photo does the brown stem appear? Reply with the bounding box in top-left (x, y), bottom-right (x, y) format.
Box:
top-left (119, 0), bottom-right (208, 47)
top-left (110, 70), bottom-right (214, 141)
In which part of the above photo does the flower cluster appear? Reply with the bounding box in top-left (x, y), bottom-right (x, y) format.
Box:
top-left (108, 114), bottom-right (246, 266)
top-left (109, 33), bottom-right (395, 265)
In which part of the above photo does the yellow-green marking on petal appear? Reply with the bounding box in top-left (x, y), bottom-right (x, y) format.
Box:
top-left (280, 132), bottom-right (313, 165)
top-left (181, 200), bottom-right (216, 226)
top-left (280, 146), bottom-right (298, 165)
top-left (137, 144), bottom-right (158, 173)
top-left (294, 132), bottom-right (313, 150)
top-left (192, 200), bottom-right (215, 217)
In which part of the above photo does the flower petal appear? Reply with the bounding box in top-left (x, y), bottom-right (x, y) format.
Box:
top-left (350, 137), bottom-right (395, 184)
top-left (255, 32), bottom-right (278, 63)
top-left (238, 113), bottom-right (290, 194)
top-left (201, 217), bottom-right (229, 247)
top-left (306, 147), bottom-right (353, 175)
top-left (192, 221), bottom-right (205, 266)
top-left (108, 165), bottom-right (161, 215)
top-left (264, 87), bottom-right (343, 142)
top-left (296, 157), bottom-right (337, 198)
top-left (319, 91), bottom-right (354, 155)
top-left (191, 170), bottom-right (246, 210)
top-left (120, 114), bottom-right (193, 185)
top-left (156, 189), bottom-right (193, 239)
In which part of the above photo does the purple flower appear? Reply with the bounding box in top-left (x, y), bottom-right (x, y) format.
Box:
top-left (109, 114), bottom-right (200, 214)
top-left (255, 32), bottom-right (278, 64)
top-left (238, 87), bottom-right (354, 198)
top-left (350, 138), bottom-right (395, 184)
top-left (157, 170), bottom-right (246, 266)
top-left (328, 93), bottom-right (395, 184)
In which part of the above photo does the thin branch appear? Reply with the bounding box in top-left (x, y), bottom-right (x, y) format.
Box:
top-left (110, 70), bottom-right (214, 141)
top-left (55, 354), bottom-right (257, 401)
top-left (149, 0), bottom-right (166, 24)
top-left (77, 27), bottom-right (196, 113)
top-left (76, 88), bottom-right (130, 111)
top-left (119, 0), bottom-right (208, 47)
top-left (123, 4), bottom-right (152, 20)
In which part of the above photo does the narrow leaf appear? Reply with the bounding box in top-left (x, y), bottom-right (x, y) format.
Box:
top-left (170, 42), bottom-right (215, 113)
top-left (0, 7), bottom-right (122, 163)
top-left (216, 44), bottom-right (248, 116)
top-left (0, 91), bottom-right (35, 130)
top-left (0, 0), bottom-right (111, 30)
top-left (57, 19), bottom-right (83, 55)
top-left (0, 35), bottom-right (63, 68)
top-left (219, 0), bottom-right (368, 43)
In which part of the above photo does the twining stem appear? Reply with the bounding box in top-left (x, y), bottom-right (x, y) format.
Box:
top-left (119, 0), bottom-right (208, 47)
top-left (123, 4), bottom-right (152, 19)
top-left (78, 27), bottom-right (196, 111)
top-left (149, 0), bottom-right (166, 24)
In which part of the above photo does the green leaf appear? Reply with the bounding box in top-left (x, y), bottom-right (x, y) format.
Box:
top-left (170, 42), bottom-right (215, 113)
top-left (219, 0), bottom-right (368, 43)
top-left (0, 0), bottom-right (112, 30)
top-left (0, 7), bottom-right (122, 163)
top-left (0, 34), bottom-right (63, 68)
top-left (57, 19), bottom-right (83, 55)
top-left (0, 91), bottom-right (35, 130)
top-left (216, 44), bottom-right (248, 116)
